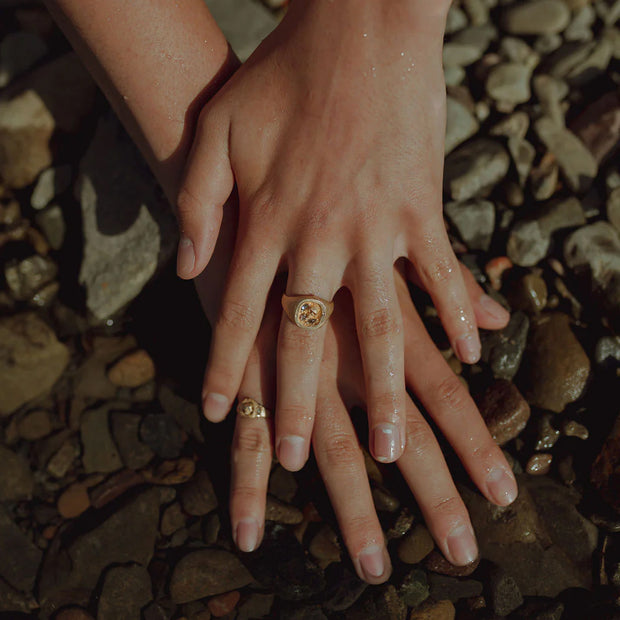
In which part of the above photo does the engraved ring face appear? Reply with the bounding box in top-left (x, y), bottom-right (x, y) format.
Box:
top-left (294, 299), bottom-right (327, 329)
top-left (237, 397), bottom-right (270, 419)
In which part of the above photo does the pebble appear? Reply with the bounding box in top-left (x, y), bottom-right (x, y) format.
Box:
top-left (16, 408), bottom-right (52, 440)
top-left (344, 584), bottom-right (406, 620)
top-left (536, 414), bottom-right (560, 450)
top-left (97, 564), bottom-right (153, 620)
top-left (372, 486), bottom-right (400, 512)
top-left (161, 502), bottom-right (186, 536)
top-left (501, 0), bottom-right (571, 35)
top-left (30, 165), bottom-right (72, 210)
top-left (89, 469), bottom-right (146, 509)
top-left (533, 74), bottom-right (569, 127)
top-left (46, 437), bottom-right (79, 478)
top-left (107, 349), bottom-right (156, 387)
top-left (139, 412), bottom-right (185, 459)
top-left (409, 600), bottom-right (455, 620)
top-left (397, 524), bottom-right (435, 564)
top-left (0, 445), bottom-right (34, 501)
top-left (181, 469), bottom-right (218, 516)
top-left (265, 495), bottom-right (304, 524)
top-left (526, 453), bottom-right (553, 475)
top-left (608, 187), bottom-right (620, 232)
top-left (444, 138), bottom-right (510, 201)
top-left (110, 411), bottom-right (155, 469)
top-left (445, 97), bottom-right (479, 154)
top-left (144, 457), bottom-right (195, 485)
top-left (446, 5), bottom-right (468, 34)
top-left (443, 25), bottom-right (496, 67)
top-left (535, 117), bottom-right (598, 193)
top-left (565, 222), bottom-right (620, 331)
top-left (159, 384), bottom-right (205, 442)
top-left (0, 313), bottom-right (69, 416)
top-left (486, 62), bottom-right (532, 104)
top-left (0, 90), bottom-right (54, 189)
top-left (399, 569), bottom-right (429, 608)
top-left (5, 254), bottom-right (58, 301)
top-left (208, 590), bottom-right (241, 617)
top-left (385, 509), bottom-right (414, 541)
top-left (487, 566), bottom-right (524, 616)
top-left (424, 550), bottom-right (480, 577)
top-left (562, 420), bottom-right (589, 440)
top-left (80, 405), bottom-right (123, 473)
top-left (170, 549), bottom-right (254, 603)
top-left (480, 311), bottom-right (529, 381)
top-left (309, 524), bottom-right (341, 567)
top-left (237, 593), bottom-right (275, 620)
top-left (530, 153), bottom-right (559, 201)
top-left (595, 336), bottom-right (620, 366)
top-left (485, 256), bottom-right (513, 290)
top-left (428, 574), bottom-right (483, 602)
top-left (445, 199), bottom-right (495, 252)
top-left (524, 313), bottom-right (590, 412)
top-left (490, 111), bottom-right (529, 140)
top-left (57, 482), bottom-right (90, 519)
top-left (507, 273), bottom-right (548, 314)
top-left (269, 464), bottom-right (298, 503)
top-left (477, 380), bottom-right (531, 446)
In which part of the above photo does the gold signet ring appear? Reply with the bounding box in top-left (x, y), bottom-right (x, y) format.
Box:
top-left (237, 397), bottom-right (271, 419)
top-left (281, 294), bottom-right (334, 329)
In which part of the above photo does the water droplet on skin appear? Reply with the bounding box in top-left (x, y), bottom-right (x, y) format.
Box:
top-left (400, 52), bottom-right (405, 57)
top-left (363, 32), bottom-right (368, 38)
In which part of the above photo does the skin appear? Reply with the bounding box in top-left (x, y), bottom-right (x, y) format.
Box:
top-left (44, 0), bottom-right (518, 583)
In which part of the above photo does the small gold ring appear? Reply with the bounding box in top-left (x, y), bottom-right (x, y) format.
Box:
top-left (237, 397), bottom-right (271, 419)
top-left (281, 294), bottom-right (334, 329)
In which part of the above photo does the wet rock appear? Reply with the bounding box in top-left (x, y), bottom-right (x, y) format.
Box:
top-left (309, 524), bottom-right (341, 567)
top-left (372, 485), bottom-right (400, 512)
top-left (139, 412), bottom-right (185, 459)
top-left (57, 482), bottom-right (90, 519)
top-left (399, 569), bottom-right (429, 608)
top-left (487, 566), bottom-right (524, 616)
top-left (562, 420), bottom-right (589, 440)
top-left (507, 197), bottom-right (585, 267)
top-left (571, 91), bottom-right (620, 165)
top-left (89, 469), bottom-right (146, 509)
top-left (534, 117), bottom-right (597, 193)
top-left (322, 565), bottom-right (367, 612)
top-left (107, 349), bottom-right (156, 387)
top-left (208, 590), bottom-right (240, 617)
top-left (0, 505), bottom-right (42, 591)
top-left (523, 313), bottom-right (590, 412)
top-left (398, 524), bottom-right (435, 564)
top-left (502, 0), bottom-right (570, 35)
top-left (5, 254), bottom-right (57, 301)
top-left (425, 550), bottom-right (480, 576)
top-left (445, 199), bottom-right (495, 251)
top-left (490, 111), bottom-right (529, 140)
top-left (445, 97), bottom-right (479, 154)
top-left (486, 63), bottom-right (532, 105)
top-left (536, 414), bottom-right (560, 450)
top-left (344, 584), bottom-right (406, 620)
top-left (444, 138), bottom-right (510, 201)
top-left (0, 90), bottom-right (54, 188)
top-left (508, 137), bottom-right (536, 187)
top-left (428, 574), bottom-right (483, 602)
top-left (98, 564), bottom-right (152, 620)
top-left (0, 313), bottom-right (69, 415)
top-left (409, 600), bottom-right (455, 620)
top-left (31, 164), bottom-right (72, 209)
top-left (269, 464), bottom-right (298, 503)
top-left (237, 593), bottom-right (275, 620)
top-left (46, 436), bottom-right (79, 478)
top-left (564, 222), bottom-right (620, 331)
top-left (507, 273), bottom-right (548, 315)
top-left (0, 445), bottom-right (34, 501)
top-left (180, 470), bottom-right (218, 516)
top-left (533, 74), bottom-right (568, 127)
top-left (481, 311), bottom-right (529, 381)
top-left (477, 380), bottom-right (531, 446)
top-left (170, 549), bottom-right (254, 603)
top-left (80, 405), bottom-right (123, 474)
top-left (0, 31), bottom-right (47, 87)
top-left (17, 408), bottom-right (52, 440)
top-left (595, 336), bottom-right (620, 366)
top-left (77, 114), bottom-right (176, 320)
top-left (527, 453), bottom-right (553, 475)
top-left (443, 25), bottom-right (496, 67)
top-left (110, 412), bottom-right (155, 470)
top-left (144, 457), bottom-right (195, 485)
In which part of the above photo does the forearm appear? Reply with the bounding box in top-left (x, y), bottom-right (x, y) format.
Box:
top-left (43, 0), bottom-right (238, 201)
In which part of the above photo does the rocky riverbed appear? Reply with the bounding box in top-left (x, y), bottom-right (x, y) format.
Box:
top-left (0, 0), bottom-right (620, 618)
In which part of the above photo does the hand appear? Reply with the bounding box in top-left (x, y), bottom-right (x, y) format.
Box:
top-left (177, 0), bottom-right (475, 472)
top-left (195, 228), bottom-right (517, 583)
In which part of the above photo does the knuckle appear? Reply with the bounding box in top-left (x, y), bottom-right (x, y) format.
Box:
top-left (278, 403), bottom-right (312, 423)
top-left (279, 325), bottom-right (318, 355)
top-left (233, 427), bottom-right (271, 458)
top-left (434, 375), bottom-right (467, 415)
top-left (429, 495), bottom-right (463, 518)
top-left (370, 391), bottom-right (401, 417)
top-left (230, 484), bottom-right (262, 506)
top-left (403, 417), bottom-right (435, 459)
top-left (217, 300), bottom-right (257, 333)
top-left (321, 433), bottom-right (362, 471)
top-left (176, 186), bottom-right (202, 223)
top-left (421, 256), bottom-right (458, 286)
top-left (360, 308), bottom-right (400, 340)
top-left (345, 515), bottom-right (382, 547)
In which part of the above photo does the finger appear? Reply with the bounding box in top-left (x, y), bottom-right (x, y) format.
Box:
top-left (229, 291), bottom-right (280, 553)
top-left (408, 226), bottom-right (481, 364)
top-left (406, 261), bottom-right (510, 331)
top-left (276, 258), bottom-right (341, 471)
top-left (397, 399), bottom-right (479, 566)
top-left (351, 256), bottom-right (406, 464)
top-left (401, 294), bottom-right (518, 508)
top-left (313, 389), bottom-right (391, 584)
top-left (176, 109), bottom-right (234, 279)
top-left (202, 235), bottom-right (280, 423)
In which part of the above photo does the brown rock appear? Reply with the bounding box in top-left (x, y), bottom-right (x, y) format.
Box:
top-left (161, 502), bottom-right (186, 536)
top-left (54, 609), bottom-right (94, 620)
top-left (107, 349), bottom-right (155, 388)
top-left (180, 469), bottom-right (217, 516)
top-left (425, 549), bottom-right (480, 576)
top-left (17, 409), bottom-right (52, 440)
top-left (409, 599), bottom-right (455, 620)
top-left (145, 457), bottom-right (196, 485)
top-left (0, 90), bottom-right (54, 188)
top-left (265, 495), bottom-right (303, 524)
top-left (97, 564), bottom-right (153, 620)
top-left (506, 273), bottom-right (548, 314)
top-left (89, 469), bottom-right (145, 509)
top-left (0, 445), bottom-right (33, 501)
top-left (592, 414), bottom-right (620, 513)
top-left (309, 524), bottom-right (341, 567)
top-left (526, 453), bottom-right (553, 475)
top-left (398, 524), bottom-right (435, 564)
top-left (523, 313), bottom-right (590, 412)
top-left (477, 380), bottom-right (531, 445)
top-left (0, 313), bottom-right (69, 416)
top-left (57, 482), bottom-right (90, 519)
top-left (208, 591), bottom-right (241, 617)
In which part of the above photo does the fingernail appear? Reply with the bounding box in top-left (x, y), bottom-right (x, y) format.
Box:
top-left (203, 392), bottom-right (229, 422)
top-left (446, 524), bottom-right (478, 566)
top-left (455, 334), bottom-right (481, 364)
top-left (479, 294), bottom-right (510, 323)
top-left (487, 467), bottom-right (518, 506)
top-left (177, 235), bottom-right (195, 278)
top-left (235, 518), bottom-right (259, 552)
top-left (278, 435), bottom-right (306, 471)
top-left (358, 544), bottom-right (386, 580)
top-left (372, 424), bottom-right (401, 463)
